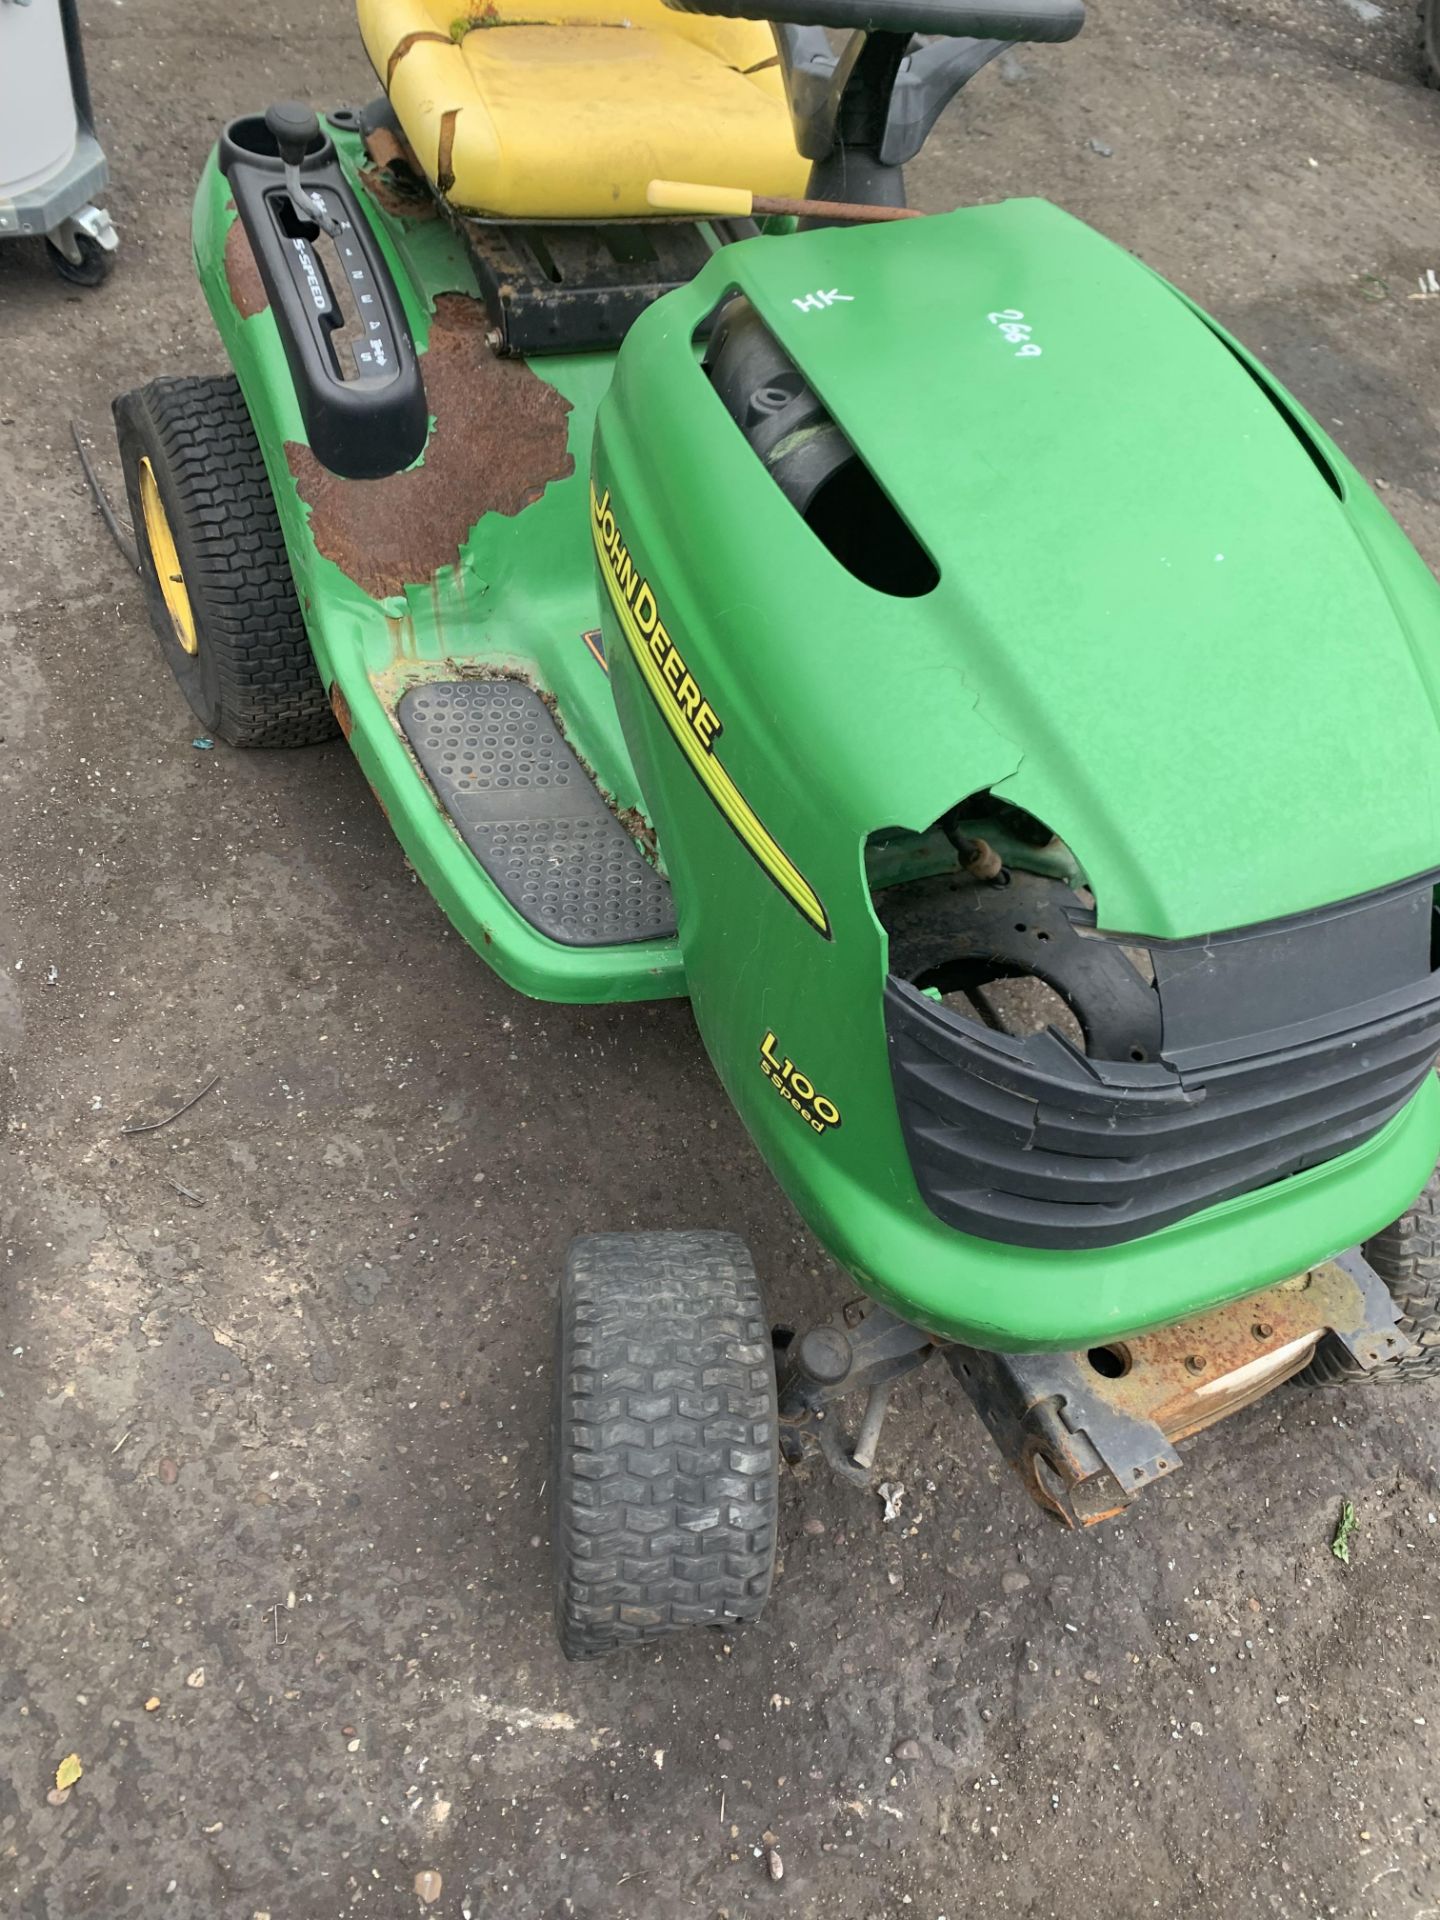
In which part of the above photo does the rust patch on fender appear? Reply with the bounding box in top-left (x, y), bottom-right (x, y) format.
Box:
top-left (359, 162), bottom-right (438, 224)
top-left (363, 124), bottom-right (413, 174)
top-left (615, 803), bottom-right (658, 860)
top-left (328, 681), bottom-right (354, 739)
top-left (285, 294), bottom-right (574, 602)
top-left (224, 217), bottom-right (268, 319)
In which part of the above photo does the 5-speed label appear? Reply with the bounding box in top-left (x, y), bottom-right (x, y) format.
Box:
top-left (760, 1031), bottom-right (841, 1134)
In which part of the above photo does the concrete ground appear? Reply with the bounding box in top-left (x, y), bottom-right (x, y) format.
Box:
top-left (3, 0), bottom-right (1440, 1915)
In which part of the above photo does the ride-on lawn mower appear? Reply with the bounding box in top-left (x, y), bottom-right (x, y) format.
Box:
top-left (116, 0), bottom-right (1440, 1658)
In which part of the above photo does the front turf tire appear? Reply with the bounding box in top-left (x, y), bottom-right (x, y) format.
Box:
top-left (1297, 1167), bottom-right (1440, 1387)
top-left (552, 1231), bottom-right (779, 1661)
top-left (114, 374), bottom-right (337, 748)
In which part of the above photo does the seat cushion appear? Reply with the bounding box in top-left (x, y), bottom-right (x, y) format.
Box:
top-left (357, 0), bottom-right (808, 220)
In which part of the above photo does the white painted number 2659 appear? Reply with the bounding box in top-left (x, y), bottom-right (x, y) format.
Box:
top-left (988, 309), bottom-right (1043, 357)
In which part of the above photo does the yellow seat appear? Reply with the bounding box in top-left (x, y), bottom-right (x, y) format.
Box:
top-left (356, 0), bottom-right (808, 221)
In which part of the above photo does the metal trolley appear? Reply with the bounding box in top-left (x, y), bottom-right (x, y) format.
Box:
top-left (1, 0), bottom-right (118, 284)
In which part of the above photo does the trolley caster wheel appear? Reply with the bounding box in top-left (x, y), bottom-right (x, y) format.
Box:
top-left (46, 231), bottom-right (114, 287)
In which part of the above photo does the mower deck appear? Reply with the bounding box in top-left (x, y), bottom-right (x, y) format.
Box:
top-left (778, 1249), bottom-right (1411, 1527)
top-left (948, 1249), bottom-right (1409, 1526)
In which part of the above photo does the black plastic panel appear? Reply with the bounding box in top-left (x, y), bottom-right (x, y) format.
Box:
top-left (219, 116), bottom-right (426, 479)
top-left (885, 877), bottom-right (1440, 1249)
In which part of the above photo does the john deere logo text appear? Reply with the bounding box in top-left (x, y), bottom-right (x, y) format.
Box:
top-left (760, 1031), bottom-right (841, 1133)
top-left (591, 482), bottom-right (829, 938)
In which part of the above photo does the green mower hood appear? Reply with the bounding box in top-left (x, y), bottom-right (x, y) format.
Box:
top-left (619, 199), bottom-right (1440, 942)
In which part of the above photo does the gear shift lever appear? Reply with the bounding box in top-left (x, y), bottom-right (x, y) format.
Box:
top-left (266, 102), bottom-right (342, 237)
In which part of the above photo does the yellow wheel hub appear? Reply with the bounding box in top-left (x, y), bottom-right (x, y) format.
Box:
top-left (138, 456), bottom-right (198, 656)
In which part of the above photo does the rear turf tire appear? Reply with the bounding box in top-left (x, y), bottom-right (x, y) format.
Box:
top-left (1296, 1167), bottom-right (1440, 1386)
top-left (552, 1231), bottom-right (779, 1660)
top-left (114, 374), bottom-right (337, 748)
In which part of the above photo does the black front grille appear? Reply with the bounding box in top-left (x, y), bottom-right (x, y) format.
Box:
top-left (885, 879), bottom-right (1440, 1250)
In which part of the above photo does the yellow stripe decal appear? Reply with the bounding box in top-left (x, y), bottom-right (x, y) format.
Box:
top-left (591, 495), bottom-right (829, 938)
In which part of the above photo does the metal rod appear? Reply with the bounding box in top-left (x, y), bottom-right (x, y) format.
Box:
top-left (70, 419), bottom-right (139, 572)
top-left (752, 194), bottom-right (923, 225)
top-left (849, 1379), bottom-right (896, 1472)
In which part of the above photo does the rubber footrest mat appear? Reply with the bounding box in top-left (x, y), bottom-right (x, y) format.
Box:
top-left (397, 680), bottom-right (675, 947)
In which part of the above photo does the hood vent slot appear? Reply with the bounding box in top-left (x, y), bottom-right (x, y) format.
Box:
top-left (704, 295), bottom-right (939, 598)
